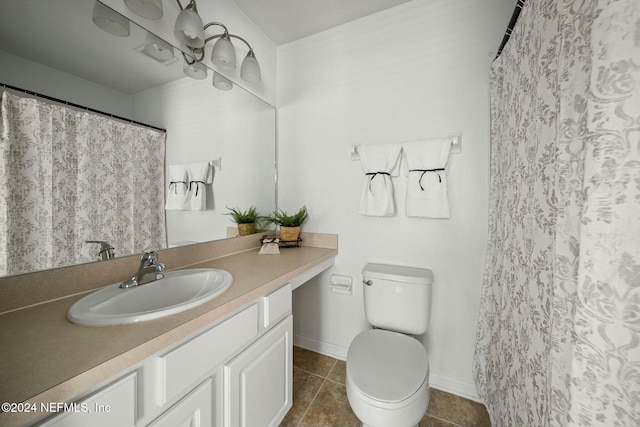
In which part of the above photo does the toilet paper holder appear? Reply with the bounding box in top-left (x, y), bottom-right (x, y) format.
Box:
top-left (330, 274), bottom-right (353, 295)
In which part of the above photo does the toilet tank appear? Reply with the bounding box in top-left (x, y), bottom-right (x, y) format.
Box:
top-left (362, 263), bottom-right (434, 335)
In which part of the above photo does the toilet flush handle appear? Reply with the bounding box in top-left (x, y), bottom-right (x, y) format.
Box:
top-left (363, 280), bottom-right (373, 286)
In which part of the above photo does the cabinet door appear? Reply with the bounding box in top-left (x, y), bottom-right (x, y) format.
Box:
top-left (224, 316), bottom-right (292, 427)
top-left (41, 373), bottom-right (136, 427)
top-left (149, 379), bottom-right (212, 427)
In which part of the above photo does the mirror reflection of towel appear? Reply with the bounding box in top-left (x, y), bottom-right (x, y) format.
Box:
top-left (404, 139), bottom-right (452, 219)
top-left (358, 143), bottom-right (402, 217)
top-left (165, 164), bottom-right (189, 210)
top-left (186, 162), bottom-right (213, 211)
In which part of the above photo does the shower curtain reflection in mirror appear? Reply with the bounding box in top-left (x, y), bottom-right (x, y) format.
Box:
top-left (0, 90), bottom-right (166, 276)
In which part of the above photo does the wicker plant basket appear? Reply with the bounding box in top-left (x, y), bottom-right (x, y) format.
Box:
top-left (279, 226), bottom-right (301, 242)
top-left (237, 223), bottom-right (256, 236)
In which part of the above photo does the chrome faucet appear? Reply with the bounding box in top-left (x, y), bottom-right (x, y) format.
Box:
top-left (120, 250), bottom-right (165, 289)
top-left (86, 240), bottom-right (115, 261)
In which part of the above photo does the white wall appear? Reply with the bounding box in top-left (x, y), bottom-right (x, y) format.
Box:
top-left (0, 50), bottom-right (132, 117)
top-left (277, 0), bottom-right (514, 400)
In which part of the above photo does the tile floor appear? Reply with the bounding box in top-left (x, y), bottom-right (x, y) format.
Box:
top-left (281, 346), bottom-right (491, 427)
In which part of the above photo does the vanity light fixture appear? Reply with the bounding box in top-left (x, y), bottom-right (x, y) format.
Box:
top-left (173, 0), bottom-right (205, 47)
top-left (124, 0), bottom-right (163, 20)
top-left (240, 50), bottom-right (261, 83)
top-left (92, 1), bottom-right (130, 37)
top-left (179, 40), bottom-right (237, 91)
top-left (182, 53), bottom-right (207, 80)
top-left (212, 72), bottom-right (233, 91)
top-left (210, 27), bottom-right (236, 70)
top-left (173, 0), bottom-right (261, 83)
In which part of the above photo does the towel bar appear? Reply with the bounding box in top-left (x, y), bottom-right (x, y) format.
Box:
top-left (350, 133), bottom-right (461, 161)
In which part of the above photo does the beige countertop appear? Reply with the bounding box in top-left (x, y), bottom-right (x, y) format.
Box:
top-left (0, 237), bottom-right (337, 427)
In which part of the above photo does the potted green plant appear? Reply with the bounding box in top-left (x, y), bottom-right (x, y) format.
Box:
top-left (270, 206), bottom-right (308, 241)
top-left (225, 206), bottom-right (264, 236)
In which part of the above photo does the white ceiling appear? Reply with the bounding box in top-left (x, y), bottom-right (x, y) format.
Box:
top-left (231, 0), bottom-right (414, 45)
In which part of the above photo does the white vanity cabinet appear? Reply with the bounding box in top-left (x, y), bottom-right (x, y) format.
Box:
top-left (157, 303), bottom-right (259, 408)
top-left (148, 378), bottom-right (213, 427)
top-left (224, 316), bottom-right (292, 427)
top-left (221, 284), bottom-right (293, 427)
top-left (41, 373), bottom-right (137, 427)
top-left (41, 282), bottom-right (293, 427)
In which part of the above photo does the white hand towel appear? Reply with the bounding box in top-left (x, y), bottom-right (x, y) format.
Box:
top-left (403, 139), bottom-right (452, 218)
top-left (186, 162), bottom-right (213, 211)
top-left (358, 143), bottom-right (402, 217)
top-left (165, 164), bottom-right (189, 210)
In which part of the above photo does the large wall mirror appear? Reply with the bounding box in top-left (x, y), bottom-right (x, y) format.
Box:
top-left (0, 0), bottom-right (276, 278)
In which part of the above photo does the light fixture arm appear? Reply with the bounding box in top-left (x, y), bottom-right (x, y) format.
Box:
top-left (174, 0), bottom-right (196, 12)
top-left (202, 23), bottom-right (254, 52)
top-left (182, 48), bottom-right (204, 64)
top-left (227, 34), bottom-right (254, 52)
top-left (182, 52), bottom-right (195, 64)
top-left (203, 21), bottom-right (228, 37)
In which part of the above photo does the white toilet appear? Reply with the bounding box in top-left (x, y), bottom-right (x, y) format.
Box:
top-left (346, 263), bottom-right (434, 427)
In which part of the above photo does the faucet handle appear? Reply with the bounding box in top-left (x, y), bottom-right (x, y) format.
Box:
top-left (140, 249), bottom-right (159, 265)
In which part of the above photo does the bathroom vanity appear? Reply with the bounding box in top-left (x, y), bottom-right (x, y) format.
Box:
top-left (44, 283), bottom-right (292, 427)
top-left (0, 233), bottom-right (337, 427)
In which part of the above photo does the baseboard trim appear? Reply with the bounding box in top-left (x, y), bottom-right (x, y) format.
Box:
top-left (293, 334), bottom-right (481, 402)
top-left (429, 370), bottom-right (481, 402)
top-left (293, 334), bottom-right (348, 360)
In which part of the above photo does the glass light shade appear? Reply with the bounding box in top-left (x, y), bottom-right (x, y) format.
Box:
top-left (211, 35), bottom-right (236, 70)
top-left (183, 61), bottom-right (207, 80)
top-left (144, 32), bottom-right (174, 61)
top-left (212, 72), bottom-right (233, 91)
top-left (124, 0), bottom-right (162, 20)
top-left (92, 1), bottom-right (130, 37)
top-left (174, 3), bottom-right (204, 48)
top-left (240, 51), bottom-right (261, 83)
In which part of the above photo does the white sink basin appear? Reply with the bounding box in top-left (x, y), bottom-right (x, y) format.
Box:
top-left (68, 269), bottom-right (233, 326)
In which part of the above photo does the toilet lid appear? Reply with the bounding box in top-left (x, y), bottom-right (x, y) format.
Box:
top-left (347, 329), bottom-right (428, 403)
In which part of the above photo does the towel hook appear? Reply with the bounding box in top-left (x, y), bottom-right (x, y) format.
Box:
top-left (448, 133), bottom-right (462, 154)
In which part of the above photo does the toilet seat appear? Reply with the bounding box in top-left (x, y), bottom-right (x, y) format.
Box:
top-left (346, 329), bottom-right (429, 404)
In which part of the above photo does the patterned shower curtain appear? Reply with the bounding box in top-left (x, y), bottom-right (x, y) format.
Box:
top-left (474, 0), bottom-right (640, 426)
top-left (0, 91), bottom-right (166, 276)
